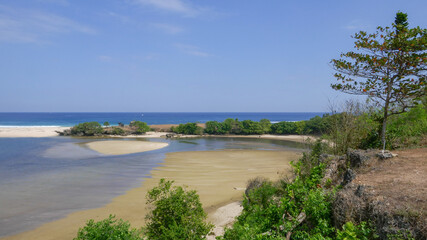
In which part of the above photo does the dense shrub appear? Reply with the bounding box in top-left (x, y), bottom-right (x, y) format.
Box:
top-left (110, 127), bottom-right (125, 136)
top-left (223, 118), bottom-right (242, 134)
top-left (74, 215), bottom-right (142, 240)
top-left (221, 140), bottom-right (377, 240)
top-left (171, 123), bottom-right (204, 135)
top-left (241, 120), bottom-right (264, 135)
top-left (271, 121), bottom-right (297, 134)
top-left (129, 121), bottom-right (150, 134)
top-left (304, 115), bottom-right (330, 135)
top-left (71, 122), bottom-right (103, 136)
top-left (327, 101), bottom-right (427, 152)
top-left (144, 179), bottom-right (213, 240)
top-left (259, 119), bottom-right (272, 133)
top-left (385, 104), bottom-right (427, 149)
top-left (205, 121), bottom-right (226, 134)
top-left (336, 222), bottom-right (377, 240)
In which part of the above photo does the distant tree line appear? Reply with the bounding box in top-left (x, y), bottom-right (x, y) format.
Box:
top-left (204, 117), bottom-right (330, 136)
top-left (69, 121), bottom-right (150, 136)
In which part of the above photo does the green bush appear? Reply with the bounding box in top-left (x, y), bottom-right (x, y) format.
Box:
top-left (111, 127), bottom-right (125, 136)
top-left (205, 121), bottom-right (226, 134)
top-left (305, 115), bottom-right (330, 135)
top-left (74, 215), bottom-right (142, 240)
top-left (241, 120), bottom-right (264, 135)
top-left (172, 123), bottom-right (204, 135)
top-left (259, 119), bottom-right (272, 133)
top-left (129, 121), bottom-right (150, 134)
top-left (144, 179), bottom-right (213, 240)
top-left (385, 104), bottom-right (427, 149)
top-left (336, 222), bottom-right (378, 240)
top-left (71, 122), bottom-right (104, 136)
top-left (223, 118), bottom-right (242, 134)
top-left (271, 121), bottom-right (297, 134)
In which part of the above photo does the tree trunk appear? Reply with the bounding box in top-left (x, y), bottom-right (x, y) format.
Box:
top-left (381, 110), bottom-right (388, 152)
top-left (381, 81), bottom-right (393, 152)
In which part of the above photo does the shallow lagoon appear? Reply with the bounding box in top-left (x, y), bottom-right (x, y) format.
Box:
top-left (0, 137), bottom-right (307, 237)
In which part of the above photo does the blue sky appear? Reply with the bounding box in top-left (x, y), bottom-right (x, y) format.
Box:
top-left (1, 0), bottom-right (426, 112)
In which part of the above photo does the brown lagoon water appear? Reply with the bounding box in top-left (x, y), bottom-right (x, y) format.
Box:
top-left (0, 137), bottom-right (307, 237)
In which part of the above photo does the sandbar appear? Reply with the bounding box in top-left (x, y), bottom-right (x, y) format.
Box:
top-left (2, 150), bottom-right (300, 240)
top-left (85, 140), bottom-right (168, 155)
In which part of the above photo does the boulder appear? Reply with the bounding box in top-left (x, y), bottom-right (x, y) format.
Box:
top-left (347, 149), bottom-right (371, 168)
top-left (376, 150), bottom-right (397, 159)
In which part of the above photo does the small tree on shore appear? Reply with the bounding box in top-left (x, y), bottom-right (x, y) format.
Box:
top-left (331, 12), bottom-right (427, 150)
top-left (144, 179), bottom-right (213, 240)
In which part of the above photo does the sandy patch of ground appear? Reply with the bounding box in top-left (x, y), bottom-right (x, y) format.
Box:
top-left (353, 148), bottom-right (427, 223)
top-left (86, 140), bottom-right (168, 155)
top-left (0, 127), bottom-right (70, 138)
top-left (2, 150), bottom-right (299, 240)
top-left (207, 202), bottom-right (243, 239)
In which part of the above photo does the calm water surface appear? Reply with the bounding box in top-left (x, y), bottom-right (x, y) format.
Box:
top-left (0, 137), bottom-right (307, 237)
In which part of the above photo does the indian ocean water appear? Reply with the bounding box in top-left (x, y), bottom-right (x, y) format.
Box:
top-left (0, 112), bottom-right (325, 127)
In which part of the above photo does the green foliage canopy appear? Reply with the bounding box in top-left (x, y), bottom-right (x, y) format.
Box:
top-left (331, 12), bottom-right (427, 149)
top-left (171, 123), bottom-right (204, 135)
top-left (144, 179), bottom-right (213, 240)
top-left (129, 121), bottom-right (150, 134)
top-left (74, 215), bottom-right (142, 240)
top-left (71, 122), bottom-right (103, 136)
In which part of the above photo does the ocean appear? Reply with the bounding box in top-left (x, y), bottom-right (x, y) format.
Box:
top-left (0, 112), bottom-right (325, 127)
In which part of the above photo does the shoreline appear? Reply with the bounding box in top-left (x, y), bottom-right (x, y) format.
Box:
top-left (0, 126), bottom-right (315, 144)
top-left (1, 149), bottom-right (300, 240)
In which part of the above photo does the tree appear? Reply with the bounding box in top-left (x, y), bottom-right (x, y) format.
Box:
top-left (144, 179), bottom-right (213, 240)
top-left (71, 122), bottom-right (103, 136)
top-left (205, 121), bottom-right (226, 134)
top-left (103, 121), bottom-right (110, 127)
top-left (129, 121), bottom-right (150, 134)
top-left (331, 12), bottom-right (427, 150)
top-left (74, 215), bottom-right (142, 240)
top-left (259, 119), bottom-right (272, 133)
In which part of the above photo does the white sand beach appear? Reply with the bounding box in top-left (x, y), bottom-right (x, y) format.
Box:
top-left (0, 127), bottom-right (70, 138)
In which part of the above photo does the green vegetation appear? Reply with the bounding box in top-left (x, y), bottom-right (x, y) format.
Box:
top-left (110, 127), bottom-right (125, 136)
top-left (331, 12), bottom-right (427, 150)
top-left (171, 123), bottom-right (204, 135)
top-left (220, 141), bottom-right (377, 240)
top-left (204, 116), bottom-right (330, 136)
top-left (241, 120), bottom-right (264, 135)
top-left (71, 122), bottom-right (103, 136)
top-left (103, 122), bottom-right (110, 127)
top-left (144, 179), bottom-right (213, 239)
top-left (75, 179), bottom-right (212, 240)
top-left (129, 121), bottom-right (150, 134)
top-left (74, 215), bottom-right (142, 240)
